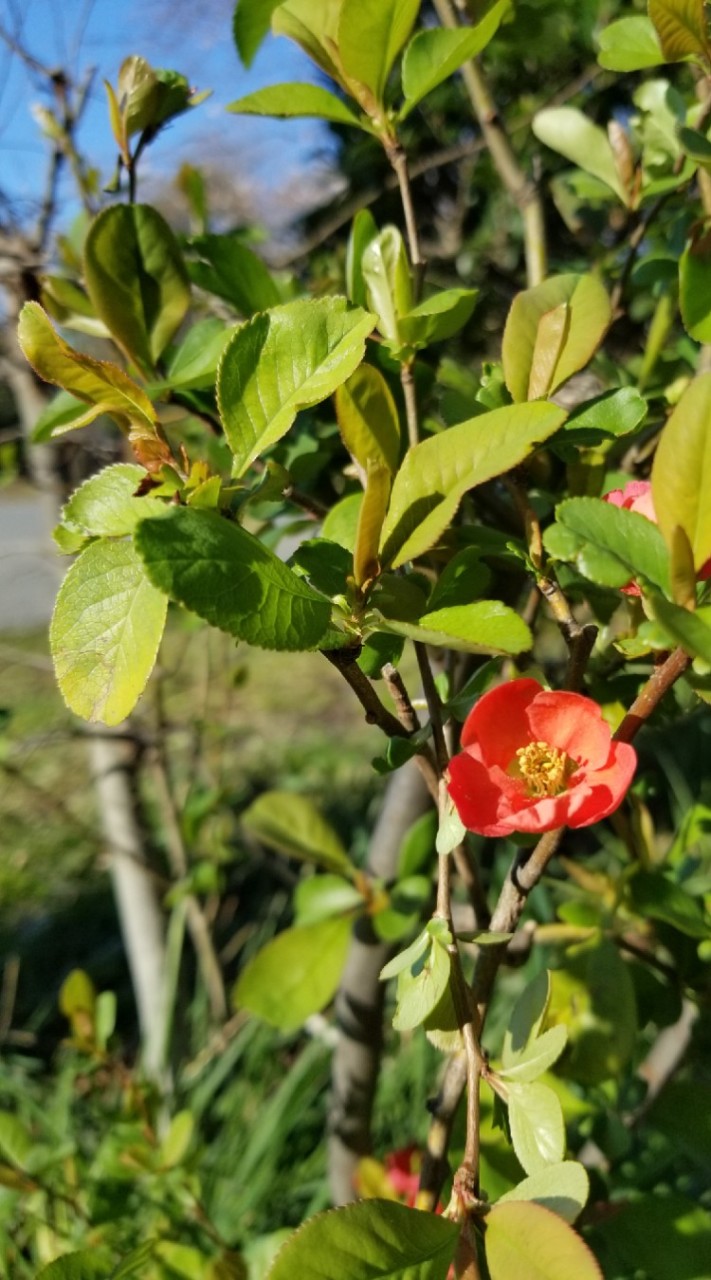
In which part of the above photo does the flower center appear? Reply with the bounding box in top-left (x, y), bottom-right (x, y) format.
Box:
top-left (514, 741), bottom-right (570, 798)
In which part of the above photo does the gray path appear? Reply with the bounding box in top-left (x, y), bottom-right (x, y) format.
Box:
top-left (0, 494), bottom-right (59, 631)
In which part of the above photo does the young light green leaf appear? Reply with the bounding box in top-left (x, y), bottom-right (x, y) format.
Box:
top-left (216, 297), bottom-right (376, 476)
top-left (158, 1110), bottom-right (194, 1170)
top-left (502, 274), bottom-right (612, 403)
top-left (233, 0), bottom-right (284, 67)
top-left (503, 970), bottom-right (550, 1065)
top-left (436, 803), bottom-right (467, 856)
top-left (347, 208), bottom-right (379, 309)
top-left (321, 492), bottom-right (363, 552)
top-left (496, 1161), bottom-right (590, 1225)
top-left (354, 461), bottom-right (392, 586)
top-left (272, 0), bottom-right (345, 81)
top-left (51, 539), bottom-right (168, 725)
top-left (398, 289), bottom-right (478, 350)
top-left (507, 1081), bottom-right (566, 1175)
top-left (597, 16), bottom-right (663, 71)
top-left (335, 363), bottom-right (401, 474)
top-left (268, 1200), bottom-right (460, 1280)
top-left (652, 372), bottom-right (711, 572)
top-left (338, 0), bottom-right (420, 107)
top-left (227, 83), bottom-right (371, 130)
top-left (392, 935), bottom-right (451, 1031)
top-left (648, 0), bottom-right (710, 62)
top-left (84, 204), bottom-right (190, 370)
top-left (294, 874), bottom-right (365, 926)
top-left (485, 1201), bottom-right (602, 1280)
top-left (61, 464), bottom-right (163, 538)
top-left (234, 916), bottom-right (352, 1031)
top-left (380, 928), bottom-right (430, 981)
top-left (135, 507), bottom-right (333, 651)
top-left (32, 389), bottom-right (91, 442)
top-left (361, 227), bottom-right (413, 345)
top-left (154, 1243), bottom-right (206, 1279)
top-left (241, 790), bottom-right (354, 874)
top-left (533, 108), bottom-right (629, 204)
top-left (498, 1025), bottom-right (568, 1082)
top-left (187, 235), bottom-right (280, 316)
top-left (17, 302), bottom-right (157, 435)
top-left (400, 2), bottom-right (507, 117)
top-left (554, 497), bottom-right (670, 594)
top-left (0, 1113), bottom-right (32, 1170)
top-left (376, 602), bottom-right (533, 656)
top-left (379, 401), bottom-right (566, 567)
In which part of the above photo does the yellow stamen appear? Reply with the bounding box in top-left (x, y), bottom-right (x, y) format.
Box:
top-left (515, 741), bottom-right (570, 798)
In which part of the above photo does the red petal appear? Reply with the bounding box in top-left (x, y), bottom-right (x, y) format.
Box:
top-left (447, 747), bottom-right (518, 837)
top-left (566, 741), bottom-right (637, 826)
top-left (461, 678), bottom-right (541, 766)
top-left (528, 690), bottom-right (612, 769)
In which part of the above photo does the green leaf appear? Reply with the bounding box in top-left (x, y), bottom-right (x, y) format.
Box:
top-left (502, 274), bottom-right (612, 403)
top-left (354, 461), bottom-right (392, 585)
top-left (651, 596), bottom-right (711, 662)
top-left (0, 1113), bottom-right (32, 1170)
top-left (32, 389), bottom-right (91, 442)
top-left (486, 1201), bottom-right (602, 1280)
top-left (503, 970), bottom-right (550, 1064)
top-left (629, 868), bottom-right (711, 937)
top-left (499, 1025), bottom-right (568, 1082)
top-left (547, 938), bottom-right (637, 1084)
top-left (51, 538), bottom-right (168, 725)
top-left (597, 16), bottom-right (663, 70)
top-left (398, 289), bottom-right (479, 350)
top-left (227, 82), bottom-right (370, 130)
top-left (533, 108), bottom-right (629, 204)
top-left (272, 0), bottom-right (344, 82)
top-left (322, 492), bottom-right (363, 552)
top-left (648, 0), bottom-right (710, 62)
top-left (399, 2), bottom-right (507, 117)
top-left (294, 874), bottom-right (365, 925)
top-left (377, 601), bottom-right (533, 656)
top-left (553, 497), bottom-right (670, 594)
top-left (233, 0), bottom-right (284, 66)
top-left (61, 464), bottom-right (163, 537)
top-left (59, 968), bottom-right (96, 1020)
top-left (507, 1081), bottom-right (566, 1175)
top-left (268, 1200), bottom-right (459, 1280)
top-left (680, 231), bottom-right (711, 342)
top-left (217, 297), bottom-right (376, 477)
top-left (159, 1110), bottom-right (194, 1170)
top-left (338, 0), bottom-right (420, 107)
top-left (84, 204), bottom-right (190, 370)
top-left (362, 227), bottom-right (413, 346)
top-left (17, 302), bottom-right (157, 435)
top-left (110, 1242), bottom-right (157, 1279)
top-left (427, 548), bottom-right (492, 611)
top-left (187, 236), bottom-right (280, 316)
top-left (135, 506), bottom-right (332, 651)
top-left (347, 209), bottom-right (379, 310)
top-left (154, 1243), bottom-right (206, 1279)
top-left (392, 935), bottom-right (451, 1032)
top-left (290, 538), bottom-right (352, 599)
top-left (652, 372), bottom-right (711, 571)
top-left (335, 363), bottom-right (401, 474)
top-left (234, 916), bottom-right (352, 1031)
top-left (380, 928), bottom-right (430, 980)
top-left (592, 1193), bottom-right (711, 1280)
top-left (496, 1162), bottom-right (590, 1225)
top-left (560, 387), bottom-right (648, 441)
top-left (380, 402), bottom-right (566, 568)
top-left (162, 317), bottom-right (232, 389)
top-left (241, 791), bottom-right (354, 874)
top-left (35, 1255), bottom-right (110, 1280)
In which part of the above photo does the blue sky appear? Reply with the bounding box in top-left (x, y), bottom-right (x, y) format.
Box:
top-left (0, 0), bottom-right (337, 232)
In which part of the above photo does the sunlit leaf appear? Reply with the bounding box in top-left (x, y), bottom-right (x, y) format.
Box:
top-left (241, 791), bottom-right (354, 874)
top-left (233, 0), bottom-right (284, 66)
top-left (51, 538), bottom-right (168, 725)
top-left (496, 1161), bottom-right (590, 1225)
top-left (507, 1081), bottom-right (566, 1174)
top-left (234, 916), bottom-right (352, 1030)
top-left (533, 108), bottom-right (629, 204)
top-left (648, 0), bottom-right (710, 62)
top-left (597, 15), bottom-right (664, 70)
top-left (400, 2), bottom-right (507, 117)
top-left (652, 372), bottom-right (711, 571)
top-left (338, 0), bottom-right (420, 107)
top-left (227, 82), bottom-right (371, 130)
top-left (502, 275), bottom-right (612, 403)
top-left (486, 1201), bottom-right (602, 1280)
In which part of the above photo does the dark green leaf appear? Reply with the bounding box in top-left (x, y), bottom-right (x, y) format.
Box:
top-left (554, 497), bottom-right (670, 594)
top-left (135, 507), bottom-right (332, 651)
top-left (629, 869), bottom-right (710, 938)
top-left (188, 235), bottom-right (280, 315)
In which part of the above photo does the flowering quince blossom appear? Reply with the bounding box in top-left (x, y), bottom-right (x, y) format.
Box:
top-left (604, 480), bottom-right (711, 596)
top-left (447, 679), bottom-right (637, 837)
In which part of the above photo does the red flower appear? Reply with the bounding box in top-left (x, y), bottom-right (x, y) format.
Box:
top-left (384, 1146), bottom-right (421, 1206)
top-left (447, 679), bottom-right (636, 837)
top-left (604, 480), bottom-right (711, 596)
